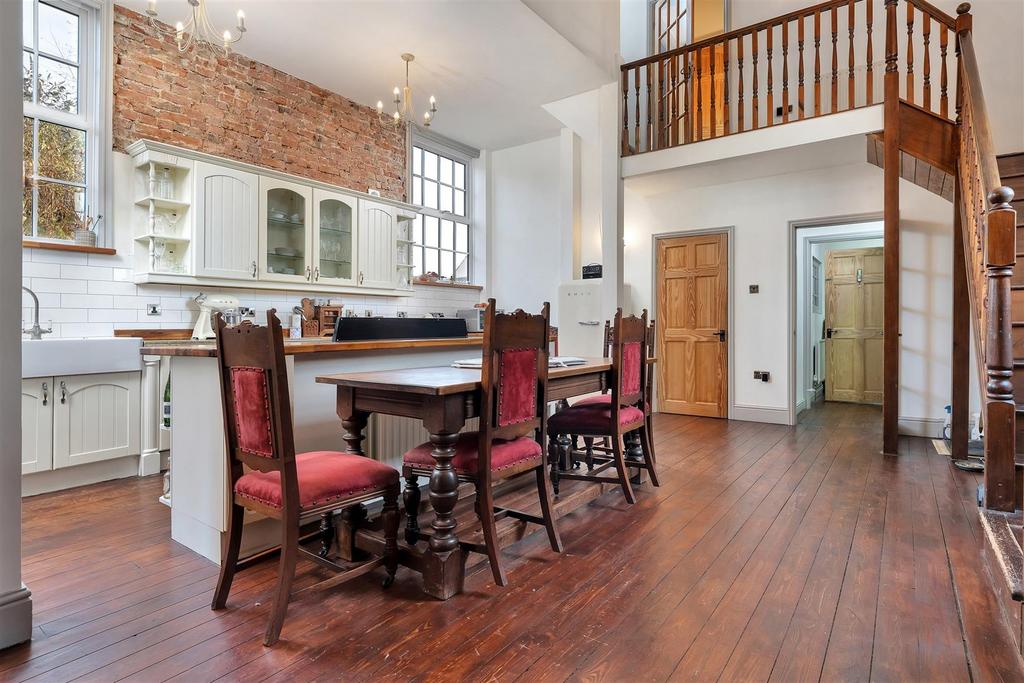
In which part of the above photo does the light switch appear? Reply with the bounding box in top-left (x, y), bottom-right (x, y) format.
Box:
top-left (749, 285), bottom-right (759, 294)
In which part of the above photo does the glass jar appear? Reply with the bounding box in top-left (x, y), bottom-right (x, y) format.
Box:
top-left (155, 167), bottom-right (173, 199)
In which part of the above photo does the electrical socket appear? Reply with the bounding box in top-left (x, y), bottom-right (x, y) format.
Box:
top-left (238, 306), bottom-right (255, 317)
top-left (147, 304), bottom-right (161, 316)
top-left (753, 371), bottom-right (771, 382)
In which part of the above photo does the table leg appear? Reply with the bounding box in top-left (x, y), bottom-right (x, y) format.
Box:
top-left (340, 412), bottom-right (368, 455)
top-left (421, 430), bottom-right (466, 599)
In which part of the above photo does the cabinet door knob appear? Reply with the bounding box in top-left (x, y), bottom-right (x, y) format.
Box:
top-left (42, 382), bottom-right (48, 407)
top-left (359, 271), bottom-right (364, 285)
top-left (305, 266), bottom-right (312, 281)
top-left (251, 260), bottom-right (257, 278)
top-left (59, 381), bottom-right (67, 405)
top-left (314, 266), bottom-right (320, 282)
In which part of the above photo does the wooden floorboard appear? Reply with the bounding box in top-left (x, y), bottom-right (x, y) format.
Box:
top-left (3, 403), bottom-right (1022, 682)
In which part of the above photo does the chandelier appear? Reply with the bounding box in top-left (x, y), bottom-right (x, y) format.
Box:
top-left (144, 0), bottom-right (247, 54)
top-left (376, 54), bottom-right (438, 128)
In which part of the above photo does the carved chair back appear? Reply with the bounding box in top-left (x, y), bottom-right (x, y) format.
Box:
top-left (478, 298), bottom-right (551, 482)
top-left (213, 311), bottom-right (297, 502)
top-left (610, 308), bottom-right (649, 416)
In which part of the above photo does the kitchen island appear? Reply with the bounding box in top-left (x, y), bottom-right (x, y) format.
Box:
top-left (141, 336), bottom-right (484, 564)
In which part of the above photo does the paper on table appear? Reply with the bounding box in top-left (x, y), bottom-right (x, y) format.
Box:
top-left (450, 356), bottom-right (586, 369)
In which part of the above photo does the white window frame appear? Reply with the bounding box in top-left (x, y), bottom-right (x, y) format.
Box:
top-left (22, 0), bottom-right (111, 245)
top-left (409, 130), bottom-right (477, 284)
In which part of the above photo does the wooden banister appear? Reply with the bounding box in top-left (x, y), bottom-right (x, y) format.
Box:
top-left (954, 2), bottom-right (1017, 512)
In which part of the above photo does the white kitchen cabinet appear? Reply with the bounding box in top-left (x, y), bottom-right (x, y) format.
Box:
top-left (259, 177), bottom-right (314, 285)
top-left (21, 378), bottom-right (53, 475)
top-left (193, 161), bottom-right (260, 281)
top-left (312, 189), bottom-right (357, 286)
top-left (53, 372), bottom-right (141, 470)
top-left (358, 199), bottom-right (397, 290)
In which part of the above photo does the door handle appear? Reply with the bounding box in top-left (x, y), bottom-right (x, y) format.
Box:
top-left (305, 266), bottom-right (312, 281)
top-left (314, 266), bottom-right (320, 282)
top-left (714, 329), bottom-right (726, 342)
top-left (41, 382), bottom-right (48, 407)
top-left (359, 271), bottom-right (364, 285)
top-left (578, 320), bottom-right (600, 326)
top-left (251, 260), bottom-right (257, 278)
top-left (59, 381), bottom-right (67, 405)
top-left (826, 327), bottom-right (834, 339)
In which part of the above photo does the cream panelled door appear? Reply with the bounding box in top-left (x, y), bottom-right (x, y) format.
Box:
top-left (657, 233), bottom-right (729, 417)
top-left (193, 161), bottom-right (259, 280)
top-left (825, 247), bottom-right (884, 404)
top-left (53, 372), bottom-right (141, 469)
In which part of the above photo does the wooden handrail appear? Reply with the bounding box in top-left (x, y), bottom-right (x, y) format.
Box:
top-left (954, 3), bottom-right (1017, 512)
top-left (907, 0), bottom-right (956, 28)
top-left (622, 0), bottom-right (852, 70)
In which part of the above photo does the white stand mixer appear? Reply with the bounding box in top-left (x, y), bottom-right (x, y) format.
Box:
top-left (191, 292), bottom-right (240, 339)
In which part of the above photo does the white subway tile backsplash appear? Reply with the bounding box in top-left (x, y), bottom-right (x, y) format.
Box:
top-left (61, 293), bottom-right (114, 309)
top-left (30, 277), bottom-right (88, 294)
top-left (89, 308), bottom-right (139, 323)
top-left (60, 264), bottom-right (114, 281)
top-left (23, 262), bottom-right (62, 278)
top-left (23, 250), bottom-right (480, 338)
top-left (88, 280), bottom-right (139, 296)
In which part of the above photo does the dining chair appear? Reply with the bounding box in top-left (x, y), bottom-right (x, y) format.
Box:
top-left (547, 308), bottom-right (660, 504)
top-left (402, 299), bottom-right (562, 586)
top-left (572, 318), bottom-right (658, 471)
top-left (211, 310), bottom-right (400, 646)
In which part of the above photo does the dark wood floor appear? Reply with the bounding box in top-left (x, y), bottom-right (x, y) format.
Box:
top-left (4, 402), bottom-right (1022, 682)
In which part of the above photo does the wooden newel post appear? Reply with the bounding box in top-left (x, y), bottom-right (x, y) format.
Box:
top-left (984, 186), bottom-right (1018, 511)
top-left (954, 4), bottom-right (971, 125)
top-left (882, 0), bottom-right (901, 455)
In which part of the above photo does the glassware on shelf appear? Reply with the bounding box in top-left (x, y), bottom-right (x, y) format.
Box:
top-left (153, 211), bottom-right (181, 236)
top-left (154, 166), bottom-right (174, 199)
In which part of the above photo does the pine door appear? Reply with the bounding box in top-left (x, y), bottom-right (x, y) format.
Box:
top-left (656, 232), bottom-right (729, 417)
top-left (825, 247), bottom-right (884, 404)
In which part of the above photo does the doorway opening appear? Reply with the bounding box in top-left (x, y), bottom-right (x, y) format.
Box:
top-left (793, 220), bottom-right (884, 419)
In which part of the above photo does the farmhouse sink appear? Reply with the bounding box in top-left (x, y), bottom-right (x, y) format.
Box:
top-left (22, 337), bottom-right (143, 378)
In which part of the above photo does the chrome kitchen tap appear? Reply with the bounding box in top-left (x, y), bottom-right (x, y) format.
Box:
top-left (21, 286), bottom-right (52, 340)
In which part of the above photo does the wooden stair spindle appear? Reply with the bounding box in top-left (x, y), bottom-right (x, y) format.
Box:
top-left (940, 23), bottom-right (949, 118)
top-left (923, 13), bottom-right (932, 112)
top-left (696, 48), bottom-right (704, 141)
top-left (848, 0), bottom-right (856, 110)
top-left (984, 187), bottom-right (1018, 512)
top-left (798, 17), bottom-right (805, 120)
top-left (906, 1), bottom-right (915, 104)
top-left (659, 57), bottom-right (668, 149)
top-left (814, 10), bottom-right (822, 116)
top-left (753, 30), bottom-right (760, 129)
top-left (723, 39), bottom-right (730, 135)
top-left (621, 69), bottom-right (630, 155)
top-left (767, 26), bottom-right (774, 127)
top-left (710, 44), bottom-right (717, 138)
top-left (782, 21), bottom-right (790, 124)
top-left (738, 34), bottom-right (745, 132)
top-left (866, 0), bottom-right (874, 105)
top-left (683, 53), bottom-right (692, 143)
top-left (831, 5), bottom-right (839, 113)
top-left (634, 67), bottom-right (642, 152)
top-left (645, 63), bottom-right (653, 152)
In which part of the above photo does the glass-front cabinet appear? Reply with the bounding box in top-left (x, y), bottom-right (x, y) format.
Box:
top-left (312, 189), bottom-right (356, 286)
top-left (258, 177), bottom-right (312, 284)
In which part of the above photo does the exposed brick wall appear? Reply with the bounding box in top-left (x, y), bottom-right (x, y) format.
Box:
top-left (112, 5), bottom-right (406, 200)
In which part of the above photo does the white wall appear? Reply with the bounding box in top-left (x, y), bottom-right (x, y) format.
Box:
top-left (487, 136), bottom-right (564, 323)
top-left (1, 0), bottom-right (32, 650)
top-left (624, 135), bottom-right (958, 431)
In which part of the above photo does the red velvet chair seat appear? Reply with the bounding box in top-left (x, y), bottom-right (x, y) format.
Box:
top-left (548, 404), bottom-right (646, 435)
top-left (573, 394), bottom-right (651, 412)
top-left (403, 432), bottom-right (543, 474)
top-left (234, 451), bottom-right (399, 511)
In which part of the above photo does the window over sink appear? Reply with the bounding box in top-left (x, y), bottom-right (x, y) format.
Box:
top-left (409, 142), bottom-right (471, 283)
top-left (22, 0), bottom-right (108, 244)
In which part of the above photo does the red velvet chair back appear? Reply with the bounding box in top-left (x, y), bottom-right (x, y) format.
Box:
top-left (610, 308), bottom-right (649, 413)
top-left (213, 310), bottom-right (297, 478)
top-left (478, 298), bottom-right (551, 478)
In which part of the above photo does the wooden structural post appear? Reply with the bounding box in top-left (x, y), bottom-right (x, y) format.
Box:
top-left (882, 0), bottom-right (900, 455)
top-left (982, 186), bottom-right (1017, 511)
top-left (950, 182), bottom-right (970, 460)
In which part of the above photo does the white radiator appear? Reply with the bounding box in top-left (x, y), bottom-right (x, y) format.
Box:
top-left (366, 413), bottom-right (478, 472)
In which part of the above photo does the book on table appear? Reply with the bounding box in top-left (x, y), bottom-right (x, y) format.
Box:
top-left (450, 356), bottom-right (586, 369)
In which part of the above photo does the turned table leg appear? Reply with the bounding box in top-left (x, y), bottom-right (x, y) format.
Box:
top-left (421, 429), bottom-right (466, 599)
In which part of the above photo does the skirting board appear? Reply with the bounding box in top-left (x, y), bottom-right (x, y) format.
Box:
top-left (898, 417), bottom-right (945, 439)
top-left (22, 455), bottom-right (142, 497)
top-left (0, 586), bottom-right (32, 649)
top-left (731, 404), bottom-right (790, 425)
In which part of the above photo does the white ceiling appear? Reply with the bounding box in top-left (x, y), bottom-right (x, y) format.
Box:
top-left (119, 0), bottom-right (618, 151)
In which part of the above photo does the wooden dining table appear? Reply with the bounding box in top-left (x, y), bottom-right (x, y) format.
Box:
top-left (315, 357), bottom-right (614, 599)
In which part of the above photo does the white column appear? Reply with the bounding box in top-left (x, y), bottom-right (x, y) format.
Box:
top-left (598, 81), bottom-right (624, 316)
top-left (558, 128), bottom-right (582, 283)
top-left (139, 356), bottom-right (163, 477)
top-left (0, 0), bottom-right (33, 649)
